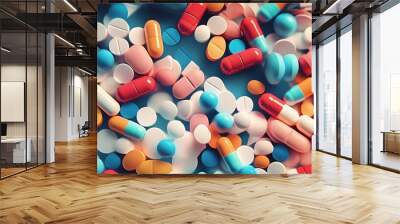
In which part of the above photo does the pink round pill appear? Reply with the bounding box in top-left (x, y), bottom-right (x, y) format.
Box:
top-left (222, 19), bottom-right (241, 40)
top-left (190, 114), bottom-right (209, 132)
top-left (124, 45), bottom-right (153, 75)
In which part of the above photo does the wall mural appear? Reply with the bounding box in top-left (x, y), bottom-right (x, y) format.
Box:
top-left (97, 3), bottom-right (313, 175)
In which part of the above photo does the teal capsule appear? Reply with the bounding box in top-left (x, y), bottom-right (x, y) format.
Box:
top-left (224, 152), bottom-right (243, 173)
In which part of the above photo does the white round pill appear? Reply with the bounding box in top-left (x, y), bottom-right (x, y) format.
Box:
top-left (296, 14), bottom-right (311, 32)
top-left (108, 18), bottom-right (129, 38)
top-left (129, 27), bottom-right (145, 45)
top-left (98, 70), bottom-right (111, 83)
top-left (236, 145), bottom-right (254, 166)
top-left (236, 96), bottom-right (253, 112)
top-left (143, 128), bottom-right (166, 159)
top-left (272, 39), bottom-right (296, 55)
top-left (246, 111), bottom-right (267, 145)
top-left (256, 168), bottom-right (268, 175)
top-left (304, 27), bottom-right (312, 44)
top-left (204, 76), bottom-right (226, 94)
top-left (147, 92), bottom-right (173, 112)
top-left (216, 91), bottom-right (236, 114)
top-left (267, 162), bottom-right (286, 174)
top-left (109, 37), bottom-right (129, 56)
top-left (234, 112), bottom-right (251, 129)
top-left (137, 107), bottom-right (157, 127)
top-left (194, 25), bottom-right (211, 43)
top-left (159, 101), bottom-right (178, 121)
top-left (265, 33), bottom-right (280, 54)
top-left (190, 91), bottom-right (203, 114)
top-left (167, 120), bottom-right (186, 138)
top-left (99, 75), bottom-right (120, 97)
top-left (97, 129), bottom-right (117, 153)
top-left (207, 16), bottom-right (227, 35)
top-left (113, 63), bottom-right (134, 84)
top-left (97, 22), bottom-right (108, 43)
top-left (115, 137), bottom-right (135, 154)
top-left (177, 100), bottom-right (193, 121)
top-left (254, 139), bottom-right (274, 155)
top-left (287, 32), bottom-right (308, 50)
top-left (193, 124), bottom-right (211, 144)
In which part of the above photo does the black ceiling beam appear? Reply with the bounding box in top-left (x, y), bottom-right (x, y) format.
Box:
top-left (55, 55), bottom-right (96, 71)
top-left (9, 13), bottom-right (85, 32)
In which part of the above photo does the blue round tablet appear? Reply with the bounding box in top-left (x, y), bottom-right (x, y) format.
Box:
top-left (200, 91), bottom-right (219, 111)
top-left (97, 156), bottom-right (105, 174)
top-left (108, 3), bottom-right (128, 19)
top-left (120, 102), bottom-right (139, 119)
top-left (104, 153), bottom-right (121, 170)
top-left (214, 113), bottom-right (234, 129)
top-left (157, 139), bottom-right (176, 157)
top-left (273, 13), bottom-right (297, 38)
top-left (163, 27), bottom-right (181, 46)
top-left (228, 39), bottom-right (246, 54)
top-left (283, 54), bottom-right (299, 82)
top-left (98, 49), bottom-right (115, 70)
top-left (200, 149), bottom-right (220, 168)
top-left (272, 144), bottom-right (290, 162)
top-left (264, 52), bottom-right (285, 85)
top-left (239, 165), bottom-right (257, 174)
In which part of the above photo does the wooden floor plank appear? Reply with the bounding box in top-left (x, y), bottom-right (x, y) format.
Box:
top-left (0, 135), bottom-right (399, 224)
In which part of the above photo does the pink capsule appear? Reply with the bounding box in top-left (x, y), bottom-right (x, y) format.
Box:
top-left (267, 118), bottom-right (311, 153)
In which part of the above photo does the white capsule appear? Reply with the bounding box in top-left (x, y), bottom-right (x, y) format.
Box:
top-left (296, 115), bottom-right (314, 137)
top-left (97, 85), bottom-right (120, 116)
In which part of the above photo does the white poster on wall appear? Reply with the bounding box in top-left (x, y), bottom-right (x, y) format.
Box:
top-left (1, 82), bottom-right (25, 122)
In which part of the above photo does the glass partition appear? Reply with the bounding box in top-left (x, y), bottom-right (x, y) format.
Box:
top-left (370, 3), bottom-right (400, 171)
top-left (317, 36), bottom-right (337, 154)
top-left (0, 1), bottom-right (46, 179)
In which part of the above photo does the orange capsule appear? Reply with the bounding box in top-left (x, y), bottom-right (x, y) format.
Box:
top-left (97, 107), bottom-right (103, 128)
top-left (301, 97), bottom-right (314, 117)
top-left (136, 160), bottom-right (172, 174)
top-left (227, 134), bottom-right (242, 149)
top-left (144, 20), bottom-right (164, 59)
top-left (217, 137), bottom-right (235, 157)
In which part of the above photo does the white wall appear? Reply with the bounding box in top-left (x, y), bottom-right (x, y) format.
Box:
top-left (54, 67), bottom-right (89, 141)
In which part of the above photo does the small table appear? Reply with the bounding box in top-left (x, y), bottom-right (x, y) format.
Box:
top-left (381, 131), bottom-right (400, 154)
top-left (1, 138), bottom-right (31, 163)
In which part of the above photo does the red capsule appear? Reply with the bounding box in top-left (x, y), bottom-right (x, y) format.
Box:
top-left (220, 48), bottom-right (263, 75)
top-left (116, 76), bottom-right (157, 103)
top-left (240, 17), bottom-right (264, 43)
top-left (177, 3), bottom-right (207, 36)
top-left (299, 50), bottom-right (311, 76)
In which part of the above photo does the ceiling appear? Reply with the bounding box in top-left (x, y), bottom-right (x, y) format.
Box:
top-left (0, 0), bottom-right (396, 72)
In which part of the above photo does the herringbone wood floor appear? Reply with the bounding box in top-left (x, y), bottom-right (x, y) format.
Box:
top-left (0, 135), bottom-right (399, 224)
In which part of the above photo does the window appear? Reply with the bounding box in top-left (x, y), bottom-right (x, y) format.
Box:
top-left (370, 3), bottom-right (400, 171)
top-left (317, 36), bottom-right (337, 154)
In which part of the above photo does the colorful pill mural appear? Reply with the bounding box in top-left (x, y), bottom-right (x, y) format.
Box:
top-left (97, 3), bottom-right (313, 175)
